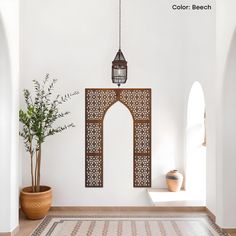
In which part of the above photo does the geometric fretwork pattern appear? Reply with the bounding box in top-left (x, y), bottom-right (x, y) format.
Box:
top-left (119, 90), bottom-right (151, 120)
top-left (134, 123), bottom-right (151, 153)
top-left (85, 156), bottom-right (103, 187)
top-left (86, 123), bottom-right (103, 154)
top-left (85, 88), bottom-right (151, 187)
top-left (86, 90), bottom-right (117, 120)
top-left (134, 156), bottom-right (151, 187)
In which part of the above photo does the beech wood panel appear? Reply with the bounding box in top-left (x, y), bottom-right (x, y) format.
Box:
top-left (85, 88), bottom-right (152, 187)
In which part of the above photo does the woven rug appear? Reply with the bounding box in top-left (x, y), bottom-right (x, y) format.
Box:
top-left (31, 215), bottom-right (228, 236)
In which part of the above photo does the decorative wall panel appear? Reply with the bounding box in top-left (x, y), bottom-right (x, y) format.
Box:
top-left (85, 89), bottom-right (151, 187)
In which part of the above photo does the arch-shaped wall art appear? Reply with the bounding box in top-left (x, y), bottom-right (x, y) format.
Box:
top-left (85, 88), bottom-right (151, 187)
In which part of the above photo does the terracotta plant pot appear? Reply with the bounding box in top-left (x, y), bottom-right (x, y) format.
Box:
top-left (20, 186), bottom-right (52, 220)
top-left (166, 170), bottom-right (183, 192)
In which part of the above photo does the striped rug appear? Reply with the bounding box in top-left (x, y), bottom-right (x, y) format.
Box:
top-left (31, 216), bottom-right (228, 236)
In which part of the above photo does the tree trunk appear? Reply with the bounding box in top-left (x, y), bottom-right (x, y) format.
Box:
top-left (29, 141), bottom-right (35, 192)
top-left (30, 154), bottom-right (35, 192)
top-left (35, 150), bottom-right (38, 192)
top-left (36, 145), bottom-right (42, 192)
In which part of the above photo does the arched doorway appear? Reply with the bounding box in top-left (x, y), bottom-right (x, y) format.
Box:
top-left (0, 14), bottom-right (14, 232)
top-left (220, 28), bottom-right (236, 226)
top-left (185, 81), bottom-right (206, 202)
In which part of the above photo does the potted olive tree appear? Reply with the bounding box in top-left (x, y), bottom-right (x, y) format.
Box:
top-left (19, 74), bottom-right (78, 219)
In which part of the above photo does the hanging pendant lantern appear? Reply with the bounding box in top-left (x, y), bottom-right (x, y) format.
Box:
top-left (112, 0), bottom-right (128, 87)
top-left (112, 49), bottom-right (127, 87)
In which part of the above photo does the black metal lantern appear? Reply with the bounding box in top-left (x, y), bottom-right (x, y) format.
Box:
top-left (112, 49), bottom-right (127, 87)
top-left (112, 0), bottom-right (128, 87)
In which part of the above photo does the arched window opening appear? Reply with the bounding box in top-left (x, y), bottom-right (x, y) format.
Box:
top-left (185, 81), bottom-right (206, 203)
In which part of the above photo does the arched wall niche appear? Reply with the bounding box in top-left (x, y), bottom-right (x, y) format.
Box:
top-left (85, 88), bottom-right (152, 187)
top-left (185, 81), bottom-right (206, 201)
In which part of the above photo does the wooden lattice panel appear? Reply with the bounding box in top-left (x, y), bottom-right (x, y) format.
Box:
top-left (85, 89), bottom-right (151, 187)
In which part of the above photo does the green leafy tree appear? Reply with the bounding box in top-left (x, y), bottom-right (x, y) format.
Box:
top-left (19, 74), bottom-right (79, 192)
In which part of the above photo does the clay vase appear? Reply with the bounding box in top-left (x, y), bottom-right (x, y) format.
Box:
top-left (20, 186), bottom-right (52, 220)
top-left (166, 170), bottom-right (183, 192)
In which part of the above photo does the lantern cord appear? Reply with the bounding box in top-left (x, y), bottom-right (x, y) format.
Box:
top-left (119, 0), bottom-right (121, 50)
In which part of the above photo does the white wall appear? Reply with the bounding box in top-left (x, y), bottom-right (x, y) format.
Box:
top-left (104, 102), bottom-right (150, 205)
top-left (0, 0), bottom-right (19, 233)
top-left (174, 0), bottom-right (217, 215)
top-left (216, 0), bottom-right (236, 228)
top-left (20, 0), bottom-right (215, 206)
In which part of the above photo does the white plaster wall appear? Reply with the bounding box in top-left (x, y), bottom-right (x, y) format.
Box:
top-left (0, 0), bottom-right (19, 232)
top-left (178, 1), bottom-right (216, 215)
top-left (104, 102), bottom-right (150, 205)
top-left (20, 0), bottom-right (215, 206)
top-left (0, 13), bottom-right (12, 233)
top-left (216, 0), bottom-right (236, 228)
